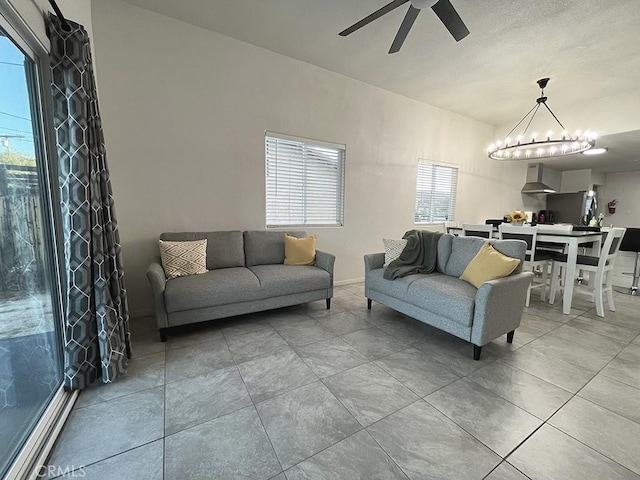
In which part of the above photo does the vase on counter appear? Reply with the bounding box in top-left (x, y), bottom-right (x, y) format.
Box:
top-left (511, 220), bottom-right (524, 226)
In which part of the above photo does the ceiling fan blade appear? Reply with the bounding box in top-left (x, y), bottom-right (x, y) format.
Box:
top-left (431, 0), bottom-right (470, 42)
top-left (339, 0), bottom-right (409, 36)
top-left (389, 5), bottom-right (420, 54)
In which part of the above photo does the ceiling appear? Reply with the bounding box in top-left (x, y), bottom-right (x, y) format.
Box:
top-left (121, 0), bottom-right (640, 126)
top-left (119, 0), bottom-right (640, 172)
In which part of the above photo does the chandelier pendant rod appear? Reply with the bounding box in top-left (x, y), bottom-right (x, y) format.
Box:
top-left (502, 103), bottom-right (539, 141)
top-left (540, 101), bottom-right (568, 132)
top-left (519, 103), bottom-right (541, 139)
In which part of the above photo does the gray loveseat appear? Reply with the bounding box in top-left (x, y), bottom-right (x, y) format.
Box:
top-left (147, 230), bottom-right (335, 341)
top-left (365, 234), bottom-right (533, 360)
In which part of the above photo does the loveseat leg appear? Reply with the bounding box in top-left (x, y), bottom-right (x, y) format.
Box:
top-left (326, 298), bottom-right (331, 309)
top-left (473, 345), bottom-right (482, 361)
top-left (367, 299), bottom-right (372, 310)
top-left (159, 328), bottom-right (168, 343)
top-left (506, 330), bottom-right (515, 344)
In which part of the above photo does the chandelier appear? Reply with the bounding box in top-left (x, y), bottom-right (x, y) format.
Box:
top-left (488, 78), bottom-right (596, 160)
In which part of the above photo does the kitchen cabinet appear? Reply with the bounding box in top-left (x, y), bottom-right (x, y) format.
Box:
top-left (560, 169), bottom-right (605, 193)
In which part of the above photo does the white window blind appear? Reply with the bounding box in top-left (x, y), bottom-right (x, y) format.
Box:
top-left (265, 133), bottom-right (345, 228)
top-left (415, 160), bottom-right (458, 224)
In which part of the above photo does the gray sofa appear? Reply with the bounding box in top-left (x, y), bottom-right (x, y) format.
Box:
top-left (365, 234), bottom-right (533, 360)
top-left (147, 230), bottom-right (335, 341)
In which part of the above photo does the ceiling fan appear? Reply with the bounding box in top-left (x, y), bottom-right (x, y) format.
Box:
top-left (339, 0), bottom-right (470, 54)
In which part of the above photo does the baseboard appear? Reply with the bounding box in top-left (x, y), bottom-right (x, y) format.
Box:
top-left (334, 278), bottom-right (364, 286)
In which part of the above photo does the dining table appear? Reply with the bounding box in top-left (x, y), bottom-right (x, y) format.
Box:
top-left (536, 230), bottom-right (604, 314)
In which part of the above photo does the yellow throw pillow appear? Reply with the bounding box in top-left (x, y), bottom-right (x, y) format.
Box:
top-left (284, 234), bottom-right (316, 266)
top-left (460, 243), bottom-right (521, 288)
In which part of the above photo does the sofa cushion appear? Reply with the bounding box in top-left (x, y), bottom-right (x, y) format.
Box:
top-left (248, 264), bottom-right (330, 297)
top-left (244, 230), bottom-right (307, 266)
top-left (164, 267), bottom-right (262, 312)
top-left (160, 231), bottom-right (245, 270)
top-left (444, 236), bottom-right (486, 277)
top-left (366, 268), bottom-right (430, 300)
top-left (407, 274), bottom-right (477, 327)
top-left (284, 235), bottom-right (316, 266)
top-left (436, 234), bottom-right (453, 273)
top-left (460, 243), bottom-right (521, 288)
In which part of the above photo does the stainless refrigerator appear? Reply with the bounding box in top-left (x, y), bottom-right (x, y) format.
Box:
top-left (546, 191), bottom-right (597, 225)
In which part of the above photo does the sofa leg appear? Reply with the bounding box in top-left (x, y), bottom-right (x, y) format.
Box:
top-left (506, 330), bottom-right (515, 344)
top-left (159, 328), bottom-right (167, 343)
top-left (473, 345), bottom-right (482, 361)
top-left (367, 299), bottom-right (372, 310)
top-left (326, 298), bottom-right (331, 310)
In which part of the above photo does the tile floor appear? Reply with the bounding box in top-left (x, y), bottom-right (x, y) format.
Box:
top-left (46, 283), bottom-right (640, 479)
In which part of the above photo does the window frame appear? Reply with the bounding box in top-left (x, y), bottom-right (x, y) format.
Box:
top-left (414, 159), bottom-right (459, 225)
top-left (0, 7), bottom-right (73, 479)
top-left (264, 131), bottom-right (346, 229)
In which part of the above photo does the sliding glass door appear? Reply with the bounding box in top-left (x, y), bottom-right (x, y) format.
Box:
top-left (0, 18), bottom-right (64, 478)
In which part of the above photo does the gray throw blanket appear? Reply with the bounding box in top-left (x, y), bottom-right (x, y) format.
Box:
top-left (383, 230), bottom-right (442, 280)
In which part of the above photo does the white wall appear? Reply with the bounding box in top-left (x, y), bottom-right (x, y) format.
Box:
top-left (598, 171), bottom-right (640, 288)
top-left (90, 0), bottom-right (529, 316)
top-left (600, 171), bottom-right (640, 228)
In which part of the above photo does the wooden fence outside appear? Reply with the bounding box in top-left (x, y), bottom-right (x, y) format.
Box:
top-left (0, 164), bottom-right (46, 294)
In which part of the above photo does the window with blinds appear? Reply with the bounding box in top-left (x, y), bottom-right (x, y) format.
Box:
top-left (415, 160), bottom-right (458, 224)
top-left (265, 133), bottom-right (345, 228)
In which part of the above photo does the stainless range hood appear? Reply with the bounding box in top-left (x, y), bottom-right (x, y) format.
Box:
top-left (522, 163), bottom-right (556, 194)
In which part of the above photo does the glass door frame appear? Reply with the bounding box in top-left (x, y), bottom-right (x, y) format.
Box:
top-left (0, 5), bottom-right (76, 479)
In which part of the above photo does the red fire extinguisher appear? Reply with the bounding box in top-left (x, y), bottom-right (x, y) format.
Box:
top-left (608, 199), bottom-right (618, 214)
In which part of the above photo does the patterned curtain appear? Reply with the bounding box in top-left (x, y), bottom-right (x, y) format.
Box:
top-left (48, 14), bottom-right (131, 390)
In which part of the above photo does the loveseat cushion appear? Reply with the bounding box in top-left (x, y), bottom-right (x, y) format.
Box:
top-left (366, 268), bottom-right (430, 300)
top-left (244, 231), bottom-right (307, 266)
top-left (248, 265), bottom-right (330, 297)
top-left (444, 236), bottom-right (485, 277)
top-left (407, 274), bottom-right (477, 326)
top-left (436, 234), bottom-right (453, 273)
top-left (164, 267), bottom-right (261, 312)
top-left (444, 236), bottom-right (526, 277)
top-left (160, 231), bottom-right (244, 270)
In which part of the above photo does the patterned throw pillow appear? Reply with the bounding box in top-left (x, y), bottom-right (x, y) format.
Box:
top-left (159, 239), bottom-right (208, 279)
top-left (383, 238), bottom-right (408, 267)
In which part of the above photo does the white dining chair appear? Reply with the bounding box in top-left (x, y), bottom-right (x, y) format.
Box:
top-left (548, 227), bottom-right (627, 317)
top-left (445, 221), bottom-right (459, 236)
top-left (499, 224), bottom-right (551, 307)
top-left (462, 224), bottom-right (493, 239)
